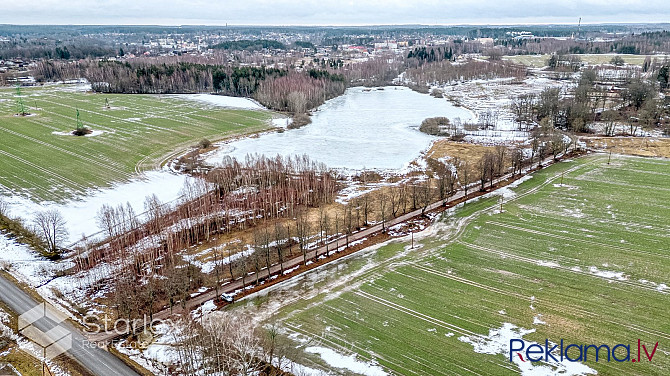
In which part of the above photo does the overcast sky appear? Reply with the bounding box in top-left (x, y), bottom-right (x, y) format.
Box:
top-left (3, 0), bottom-right (670, 25)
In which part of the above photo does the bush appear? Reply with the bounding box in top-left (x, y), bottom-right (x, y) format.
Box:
top-left (198, 138), bottom-right (213, 149)
top-left (419, 117), bottom-right (451, 136)
top-left (288, 113), bottom-right (312, 130)
top-left (450, 133), bottom-right (466, 142)
top-left (72, 127), bottom-right (92, 136)
top-left (610, 56), bottom-right (625, 67)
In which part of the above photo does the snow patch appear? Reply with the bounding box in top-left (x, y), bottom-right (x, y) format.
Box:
top-left (173, 93), bottom-right (265, 110)
top-left (305, 346), bottom-right (387, 376)
top-left (458, 323), bottom-right (596, 376)
top-left (588, 266), bottom-right (628, 281)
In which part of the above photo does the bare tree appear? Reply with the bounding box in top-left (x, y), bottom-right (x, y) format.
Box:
top-left (459, 160), bottom-right (471, 197)
top-left (378, 192), bottom-right (388, 231)
top-left (389, 186), bottom-right (400, 217)
top-left (287, 91), bottom-right (308, 114)
top-left (295, 210), bottom-right (311, 264)
top-left (33, 210), bottom-right (68, 257)
top-left (602, 109), bottom-right (619, 137)
top-left (0, 197), bottom-right (8, 217)
top-left (274, 221), bottom-right (287, 274)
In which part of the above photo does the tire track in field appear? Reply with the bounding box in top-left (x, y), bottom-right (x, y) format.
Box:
top-left (350, 291), bottom-right (494, 375)
top-left (63, 94), bottom-right (266, 135)
top-left (35, 95), bottom-right (142, 138)
top-left (417, 156), bottom-right (670, 341)
top-left (509, 213), bottom-right (670, 239)
top-left (487, 221), bottom-right (670, 261)
top-left (412, 257), bottom-right (670, 341)
top-left (356, 290), bottom-right (482, 338)
top-left (0, 126), bottom-right (133, 179)
top-left (0, 172), bottom-right (67, 201)
top-left (0, 149), bottom-right (89, 192)
top-left (26, 116), bottom-right (136, 162)
top-left (365, 279), bottom-right (495, 333)
top-left (25, 118), bottom-right (133, 171)
top-left (38, 95), bottom-right (192, 136)
top-left (314, 303), bottom-right (461, 375)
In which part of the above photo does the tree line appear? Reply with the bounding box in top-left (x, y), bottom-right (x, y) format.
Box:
top-left (404, 59), bottom-right (527, 87)
top-left (511, 67), bottom-right (668, 135)
top-left (210, 39), bottom-right (286, 51)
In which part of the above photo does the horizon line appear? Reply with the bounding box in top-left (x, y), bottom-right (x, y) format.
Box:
top-left (2, 22), bottom-right (670, 28)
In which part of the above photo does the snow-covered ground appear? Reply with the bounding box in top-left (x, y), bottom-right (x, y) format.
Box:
top-left (204, 86), bottom-right (474, 171)
top-left (0, 233), bottom-right (65, 286)
top-left (171, 93), bottom-right (266, 110)
top-left (439, 73), bottom-right (573, 145)
top-left (2, 168), bottom-right (196, 243)
top-left (305, 346), bottom-right (388, 376)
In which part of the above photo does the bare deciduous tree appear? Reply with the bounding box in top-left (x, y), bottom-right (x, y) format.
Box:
top-left (33, 209), bottom-right (68, 256)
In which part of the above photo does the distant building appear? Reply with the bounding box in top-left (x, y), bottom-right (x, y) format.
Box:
top-left (476, 38), bottom-right (494, 45)
top-left (374, 42), bottom-right (398, 50)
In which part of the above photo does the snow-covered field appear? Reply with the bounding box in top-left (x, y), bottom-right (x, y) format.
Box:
top-left (171, 93), bottom-right (266, 110)
top-left (204, 86), bottom-right (475, 171)
top-left (2, 168), bottom-right (196, 243)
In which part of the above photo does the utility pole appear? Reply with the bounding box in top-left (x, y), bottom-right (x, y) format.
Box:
top-left (15, 85), bottom-right (27, 116)
top-left (607, 150), bottom-right (612, 165)
top-left (76, 109), bottom-right (83, 130)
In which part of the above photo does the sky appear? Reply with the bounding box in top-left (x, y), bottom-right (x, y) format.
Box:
top-left (3, 0), bottom-right (670, 25)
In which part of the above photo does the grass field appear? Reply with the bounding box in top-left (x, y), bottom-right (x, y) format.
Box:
top-left (504, 54), bottom-right (670, 67)
top-left (0, 85), bottom-right (272, 202)
top-left (237, 154), bottom-right (670, 375)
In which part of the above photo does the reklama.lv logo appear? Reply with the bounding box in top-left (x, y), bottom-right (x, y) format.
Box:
top-left (510, 339), bottom-right (659, 363)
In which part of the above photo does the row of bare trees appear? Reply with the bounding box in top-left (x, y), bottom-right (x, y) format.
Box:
top-left (81, 154), bottom-right (336, 270)
top-left (254, 72), bottom-right (345, 113)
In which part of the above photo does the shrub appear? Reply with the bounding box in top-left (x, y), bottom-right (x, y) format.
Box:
top-left (450, 133), bottom-right (466, 142)
top-left (288, 113), bottom-right (312, 130)
top-left (419, 117), bottom-right (451, 136)
top-left (198, 138), bottom-right (213, 149)
top-left (72, 127), bottom-right (92, 136)
top-left (430, 88), bottom-right (444, 98)
top-left (610, 56), bottom-right (625, 67)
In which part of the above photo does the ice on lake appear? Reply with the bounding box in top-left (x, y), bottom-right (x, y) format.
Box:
top-left (204, 86), bottom-right (474, 171)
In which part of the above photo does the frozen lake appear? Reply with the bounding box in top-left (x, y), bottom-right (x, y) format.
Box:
top-left (205, 86), bottom-right (474, 171)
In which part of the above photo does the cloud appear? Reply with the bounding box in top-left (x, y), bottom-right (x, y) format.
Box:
top-left (3, 0), bottom-right (669, 25)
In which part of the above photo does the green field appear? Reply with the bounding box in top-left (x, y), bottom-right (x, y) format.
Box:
top-left (238, 154), bottom-right (670, 375)
top-left (0, 85), bottom-right (272, 202)
top-left (504, 54), bottom-right (670, 67)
